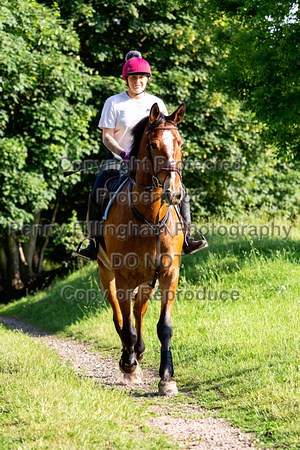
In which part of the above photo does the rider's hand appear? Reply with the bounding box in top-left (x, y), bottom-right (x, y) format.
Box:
top-left (120, 150), bottom-right (130, 161)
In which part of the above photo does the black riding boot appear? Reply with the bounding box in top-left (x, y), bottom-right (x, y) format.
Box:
top-left (76, 195), bottom-right (102, 261)
top-left (180, 188), bottom-right (208, 255)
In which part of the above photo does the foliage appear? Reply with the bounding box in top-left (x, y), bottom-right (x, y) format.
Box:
top-left (210, 0), bottom-right (300, 159)
top-left (0, 0), bottom-right (99, 296)
top-left (0, 0), bottom-right (97, 231)
top-left (1, 0), bottom-right (299, 298)
top-left (191, 145), bottom-right (300, 219)
top-left (45, 210), bottom-right (86, 269)
top-left (39, 0), bottom-right (298, 217)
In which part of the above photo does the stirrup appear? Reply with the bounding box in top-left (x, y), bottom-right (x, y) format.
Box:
top-left (183, 237), bottom-right (208, 255)
top-left (191, 229), bottom-right (207, 242)
top-left (183, 229), bottom-right (208, 255)
top-left (76, 237), bottom-right (98, 261)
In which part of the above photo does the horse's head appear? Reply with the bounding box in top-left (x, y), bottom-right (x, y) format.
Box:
top-left (146, 103), bottom-right (185, 205)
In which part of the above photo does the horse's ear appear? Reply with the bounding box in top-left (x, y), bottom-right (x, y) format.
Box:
top-left (149, 103), bottom-right (160, 124)
top-left (169, 103), bottom-right (186, 124)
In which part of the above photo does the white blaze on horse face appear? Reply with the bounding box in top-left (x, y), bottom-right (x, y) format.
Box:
top-left (162, 130), bottom-right (175, 160)
top-left (162, 130), bottom-right (176, 188)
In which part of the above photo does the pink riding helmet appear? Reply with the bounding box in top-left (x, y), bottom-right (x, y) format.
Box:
top-left (122, 57), bottom-right (152, 80)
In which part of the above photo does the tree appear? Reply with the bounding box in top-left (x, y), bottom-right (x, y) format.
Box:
top-left (39, 0), bottom-right (273, 215)
top-left (0, 0), bottom-right (97, 299)
top-left (211, 0), bottom-right (300, 159)
top-left (39, 0), bottom-right (299, 218)
top-left (2, 0), bottom-right (298, 300)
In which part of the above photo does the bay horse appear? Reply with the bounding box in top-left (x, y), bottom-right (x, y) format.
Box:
top-left (97, 103), bottom-right (185, 395)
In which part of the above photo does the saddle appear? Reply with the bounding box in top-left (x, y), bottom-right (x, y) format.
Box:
top-left (100, 175), bottom-right (129, 221)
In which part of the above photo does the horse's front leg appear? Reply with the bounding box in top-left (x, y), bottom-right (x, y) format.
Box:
top-left (157, 269), bottom-right (179, 396)
top-left (116, 287), bottom-right (138, 375)
top-left (133, 283), bottom-right (156, 362)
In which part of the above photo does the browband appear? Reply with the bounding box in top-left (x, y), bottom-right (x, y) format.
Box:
top-left (146, 125), bottom-right (178, 135)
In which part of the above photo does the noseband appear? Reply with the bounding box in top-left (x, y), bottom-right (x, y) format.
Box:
top-left (146, 123), bottom-right (182, 188)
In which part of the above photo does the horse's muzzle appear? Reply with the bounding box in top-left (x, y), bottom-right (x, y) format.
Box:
top-left (163, 189), bottom-right (182, 205)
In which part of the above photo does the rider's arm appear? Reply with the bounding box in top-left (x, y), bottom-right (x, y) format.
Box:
top-left (102, 128), bottom-right (126, 158)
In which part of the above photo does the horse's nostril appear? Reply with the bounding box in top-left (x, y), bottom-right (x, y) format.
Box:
top-left (162, 190), bottom-right (173, 205)
top-left (173, 194), bottom-right (182, 204)
top-left (162, 189), bottom-right (183, 205)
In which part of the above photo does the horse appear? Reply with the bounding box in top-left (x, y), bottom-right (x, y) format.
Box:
top-left (97, 103), bottom-right (185, 395)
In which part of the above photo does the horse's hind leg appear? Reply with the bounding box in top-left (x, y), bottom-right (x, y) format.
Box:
top-left (98, 262), bottom-right (140, 382)
top-left (133, 284), bottom-right (155, 362)
top-left (98, 261), bottom-right (123, 336)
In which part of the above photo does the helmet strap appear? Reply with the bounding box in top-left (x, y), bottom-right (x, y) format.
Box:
top-left (126, 77), bottom-right (148, 97)
top-left (134, 86), bottom-right (147, 96)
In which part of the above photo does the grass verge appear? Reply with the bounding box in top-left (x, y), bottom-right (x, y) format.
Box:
top-left (1, 214), bottom-right (299, 448)
top-left (0, 324), bottom-right (170, 449)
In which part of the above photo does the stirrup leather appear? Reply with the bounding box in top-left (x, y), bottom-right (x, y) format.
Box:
top-left (76, 236), bottom-right (98, 261)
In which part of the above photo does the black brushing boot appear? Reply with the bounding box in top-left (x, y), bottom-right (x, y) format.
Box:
top-left (76, 195), bottom-right (102, 261)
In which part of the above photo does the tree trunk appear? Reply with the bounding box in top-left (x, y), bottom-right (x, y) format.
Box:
top-left (7, 235), bottom-right (24, 295)
top-left (0, 245), bottom-right (8, 293)
top-left (37, 198), bottom-right (60, 274)
top-left (22, 211), bottom-right (41, 280)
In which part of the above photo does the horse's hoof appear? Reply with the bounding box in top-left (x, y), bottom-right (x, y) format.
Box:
top-left (158, 379), bottom-right (178, 396)
top-left (119, 357), bottom-right (138, 375)
top-left (122, 365), bottom-right (142, 385)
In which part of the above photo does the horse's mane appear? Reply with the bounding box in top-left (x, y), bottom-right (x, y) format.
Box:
top-left (129, 112), bottom-right (168, 178)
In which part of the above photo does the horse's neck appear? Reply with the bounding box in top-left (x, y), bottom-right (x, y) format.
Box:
top-left (135, 134), bottom-right (151, 185)
top-left (132, 184), bottom-right (167, 221)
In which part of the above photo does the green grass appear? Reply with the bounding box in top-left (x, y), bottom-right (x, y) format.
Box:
top-left (1, 214), bottom-right (300, 448)
top-left (0, 324), bottom-right (170, 449)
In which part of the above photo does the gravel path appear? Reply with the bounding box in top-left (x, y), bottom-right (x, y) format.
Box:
top-left (0, 315), bottom-right (264, 449)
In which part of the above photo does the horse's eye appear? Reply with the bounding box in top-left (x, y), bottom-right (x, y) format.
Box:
top-left (150, 142), bottom-right (158, 151)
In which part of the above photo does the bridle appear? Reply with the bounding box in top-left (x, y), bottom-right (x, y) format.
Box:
top-left (128, 121), bottom-right (182, 191)
top-left (146, 122), bottom-right (182, 189)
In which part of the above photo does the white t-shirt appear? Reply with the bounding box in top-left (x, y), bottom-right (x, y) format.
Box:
top-left (99, 91), bottom-right (168, 158)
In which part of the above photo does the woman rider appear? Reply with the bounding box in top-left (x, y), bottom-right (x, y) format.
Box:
top-left (77, 51), bottom-right (208, 260)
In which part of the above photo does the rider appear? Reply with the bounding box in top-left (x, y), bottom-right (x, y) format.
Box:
top-left (77, 51), bottom-right (208, 260)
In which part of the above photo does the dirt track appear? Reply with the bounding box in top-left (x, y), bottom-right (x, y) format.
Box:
top-left (0, 315), bottom-right (265, 449)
